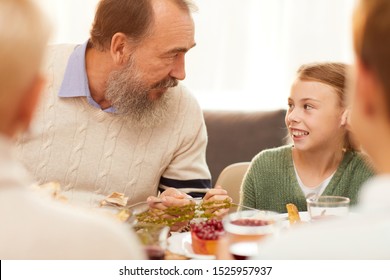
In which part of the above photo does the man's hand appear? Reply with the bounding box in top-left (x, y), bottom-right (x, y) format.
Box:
top-left (203, 185), bottom-right (232, 218)
top-left (147, 188), bottom-right (194, 231)
top-left (147, 187), bottom-right (192, 208)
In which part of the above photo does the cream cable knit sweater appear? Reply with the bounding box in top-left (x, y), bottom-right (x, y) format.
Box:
top-left (15, 44), bottom-right (210, 205)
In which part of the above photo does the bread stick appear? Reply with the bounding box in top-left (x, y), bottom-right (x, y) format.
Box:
top-left (286, 203), bottom-right (301, 225)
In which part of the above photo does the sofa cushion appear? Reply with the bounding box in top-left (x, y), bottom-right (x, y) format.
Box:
top-left (203, 109), bottom-right (287, 183)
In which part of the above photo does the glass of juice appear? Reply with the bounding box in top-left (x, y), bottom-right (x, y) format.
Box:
top-left (222, 210), bottom-right (281, 259)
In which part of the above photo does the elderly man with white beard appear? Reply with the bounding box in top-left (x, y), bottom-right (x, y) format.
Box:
top-left (16, 0), bottom-right (228, 214)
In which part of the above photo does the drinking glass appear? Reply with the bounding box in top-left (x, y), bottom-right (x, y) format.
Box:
top-left (133, 223), bottom-right (170, 260)
top-left (306, 196), bottom-right (350, 221)
top-left (222, 210), bottom-right (281, 259)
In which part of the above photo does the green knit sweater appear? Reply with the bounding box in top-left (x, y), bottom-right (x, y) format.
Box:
top-left (241, 145), bottom-right (374, 213)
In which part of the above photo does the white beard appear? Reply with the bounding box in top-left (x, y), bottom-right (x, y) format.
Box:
top-left (105, 57), bottom-right (175, 128)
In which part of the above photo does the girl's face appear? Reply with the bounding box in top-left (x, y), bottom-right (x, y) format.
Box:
top-left (285, 79), bottom-right (346, 152)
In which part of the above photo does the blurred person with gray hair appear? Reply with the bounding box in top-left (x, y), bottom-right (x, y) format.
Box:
top-left (0, 0), bottom-right (145, 259)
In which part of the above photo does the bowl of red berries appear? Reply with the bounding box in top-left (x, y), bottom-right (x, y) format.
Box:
top-left (190, 219), bottom-right (225, 255)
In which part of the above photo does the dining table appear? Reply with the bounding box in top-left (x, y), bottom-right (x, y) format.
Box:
top-left (33, 184), bottom-right (311, 260)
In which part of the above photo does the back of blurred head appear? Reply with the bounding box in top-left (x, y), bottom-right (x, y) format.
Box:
top-left (353, 0), bottom-right (390, 101)
top-left (352, 0), bottom-right (390, 171)
top-left (0, 0), bottom-right (50, 138)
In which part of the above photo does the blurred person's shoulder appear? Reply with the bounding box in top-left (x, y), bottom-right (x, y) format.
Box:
top-left (0, 187), bottom-right (145, 259)
top-left (255, 212), bottom-right (389, 259)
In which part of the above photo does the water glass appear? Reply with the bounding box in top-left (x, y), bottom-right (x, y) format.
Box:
top-left (306, 196), bottom-right (350, 221)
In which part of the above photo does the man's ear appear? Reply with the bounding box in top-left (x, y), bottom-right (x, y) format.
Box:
top-left (17, 75), bottom-right (45, 132)
top-left (110, 33), bottom-right (132, 65)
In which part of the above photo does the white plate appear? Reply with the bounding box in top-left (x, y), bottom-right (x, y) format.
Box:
top-left (167, 232), bottom-right (216, 260)
top-left (277, 211), bottom-right (310, 229)
top-left (278, 211), bottom-right (310, 222)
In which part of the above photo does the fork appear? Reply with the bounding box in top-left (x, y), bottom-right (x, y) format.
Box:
top-left (126, 197), bottom-right (202, 209)
top-left (229, 202), bottom-right (260, 212)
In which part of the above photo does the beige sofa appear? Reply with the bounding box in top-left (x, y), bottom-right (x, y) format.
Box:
top-left (203, 109), bottom-right (287, 184)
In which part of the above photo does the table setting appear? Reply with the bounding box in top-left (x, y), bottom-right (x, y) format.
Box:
top-left (31, 183), bottom-right (354, 260)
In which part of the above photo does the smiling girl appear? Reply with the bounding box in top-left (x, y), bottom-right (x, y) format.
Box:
top-left (240, 62), bottom-right (374, 213)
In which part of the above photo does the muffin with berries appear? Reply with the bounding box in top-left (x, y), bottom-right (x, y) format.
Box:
top-left (190, 219), bottom-right (225, 255)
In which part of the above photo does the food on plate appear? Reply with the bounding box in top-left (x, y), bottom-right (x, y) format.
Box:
top-left (100, 192), bottom-right (128, 207)
top-left (136, 203), bottom-right (196, 227)
top-left (198, 199), bottom-right (231, 218)
top-left (190, 219), bottom-right (224, 255)
top-left (135, 199), bottom-right (231, 227)
top-left (286, 203), bottom-right (301, 225)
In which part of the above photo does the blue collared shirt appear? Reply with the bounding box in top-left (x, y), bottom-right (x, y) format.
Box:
top-left (58, 40), bottom-right (115, 113)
